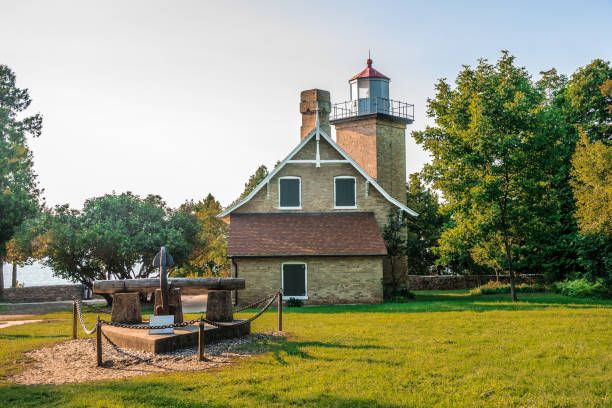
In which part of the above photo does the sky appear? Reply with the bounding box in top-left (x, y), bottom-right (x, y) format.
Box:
top-left (1, 0), bottom-right (611, 209)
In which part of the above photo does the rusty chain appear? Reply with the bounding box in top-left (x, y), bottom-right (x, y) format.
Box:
top-left (75, 291), bottom-right (281, 332)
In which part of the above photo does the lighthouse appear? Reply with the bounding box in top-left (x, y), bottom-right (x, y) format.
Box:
top-left (331, 57), bottom-right (414, 204)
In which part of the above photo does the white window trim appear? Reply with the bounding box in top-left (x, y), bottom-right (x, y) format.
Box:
top-left (278, 176), bottom-right (302, 209)
top-left (281, 262), bottom-right (308, 300)
top-left (334, 176), bottom-right (357, 209)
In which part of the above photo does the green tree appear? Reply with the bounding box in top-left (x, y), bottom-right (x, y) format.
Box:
top-left (175, 193), bottom-right (230, 277)
top-left (413, 51), bottom-right (555, 301)
top-left (382, 207), bottom-right (407, 293)
top-left (0, 65), bottom-right (42, 291)
top-left (36, 193), bottom-right (199, 304)
top-left (404, 173), bottom-right (448, 274)
top-left (571, 131), bottom-right (612, 286)
top-left (5, 215), bottom-right (42, 287)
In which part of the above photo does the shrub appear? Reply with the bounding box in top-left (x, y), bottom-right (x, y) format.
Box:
top-left (470, 281), bottom-right (548, 295)
top-left (554, 278), bottom-right (611, 298)
top-left (383, 286), bottom-right (415, 302)
top-left (286, 297), bottom-right (303, 307)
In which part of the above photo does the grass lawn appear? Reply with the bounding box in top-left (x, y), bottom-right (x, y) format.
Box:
top-left (1, 291), bottom-right (611, 407)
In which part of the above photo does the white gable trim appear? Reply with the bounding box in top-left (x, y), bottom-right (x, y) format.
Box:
top-left (218, 127), bottom-right (419, 217)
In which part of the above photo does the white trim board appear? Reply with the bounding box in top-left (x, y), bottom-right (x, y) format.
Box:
top-left (218, 125), bottom-right (419, 217)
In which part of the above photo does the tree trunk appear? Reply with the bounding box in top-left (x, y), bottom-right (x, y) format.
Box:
top-left (502, 238), bottom-right (517, 301)
top-left (11, 264), bottom-right (17, 288)
top-left (0, 258), bottom-right (4, 292)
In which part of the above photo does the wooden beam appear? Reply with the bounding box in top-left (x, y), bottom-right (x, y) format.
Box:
top-left (93, 278), bottom-right (246, 294)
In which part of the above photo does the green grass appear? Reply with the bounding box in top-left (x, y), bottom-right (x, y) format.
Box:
top-left (1, 291), bottom-right (611, 407)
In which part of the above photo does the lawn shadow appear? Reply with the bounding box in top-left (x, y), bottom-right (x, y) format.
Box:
top-left (241, 337), bottom-right (388, 366)
top-left (269, 292), bottom-right (612, 315)
top-left (0, 334), bottom-right (66, 340)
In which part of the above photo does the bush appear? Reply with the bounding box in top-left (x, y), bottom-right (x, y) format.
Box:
top-left (286, 297), bottom-right (303, 307)
top-left (383, 286), bottom-right (415, 302)
top-left (470, 281), bottom-right (548, 295)
top-left (554, 278), bottom-right (610, 298)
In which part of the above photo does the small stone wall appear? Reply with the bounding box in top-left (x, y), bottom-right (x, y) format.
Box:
top-left (407, 274), bottom-right (543, 291)
top-left (0, 284), bottom-right (84, 303)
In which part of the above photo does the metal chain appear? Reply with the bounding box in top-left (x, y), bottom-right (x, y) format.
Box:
top-left (74, 299), bottom-right (98, 335)
top-left (201, 291), bottom-right (279, 328)
top-left (75, 291), bottom-right (280, 331)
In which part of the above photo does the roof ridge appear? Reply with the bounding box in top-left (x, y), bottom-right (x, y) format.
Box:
top-left (218, 126), bottom-right (419, 218)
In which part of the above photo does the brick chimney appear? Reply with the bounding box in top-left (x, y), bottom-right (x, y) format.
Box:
top-left (300, 89), bottom-right (331, 141)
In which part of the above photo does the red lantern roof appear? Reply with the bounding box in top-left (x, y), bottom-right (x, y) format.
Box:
top-left (350, 58), bottom-right (390, 81)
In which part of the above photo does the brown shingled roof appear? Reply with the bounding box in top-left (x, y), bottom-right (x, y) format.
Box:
top-left (227, 213), bottom-right (388, 257)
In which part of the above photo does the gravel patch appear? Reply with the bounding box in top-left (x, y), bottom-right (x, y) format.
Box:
top-left (9, 331), bottom-right (286, 385)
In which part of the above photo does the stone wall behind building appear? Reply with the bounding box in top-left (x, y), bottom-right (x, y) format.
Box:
top-left (0, 284), bottom-right (84, 303)
top-left (407, 274), bottom-right (543, 291)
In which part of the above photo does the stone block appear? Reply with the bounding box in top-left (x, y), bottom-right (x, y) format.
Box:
top-left (154, 288), bottom-right (183, 323)
top-left (111, 292), bottom-right (142, 323)
top-left (206, 290), bottom-right (233, 322)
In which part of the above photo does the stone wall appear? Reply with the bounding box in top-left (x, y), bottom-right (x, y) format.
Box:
top-left (0, 284), bottom-right (84, 303)
top-left (407, 274), bottom-right (543, 291)
top-left (235, 256), bottom-right (383, 306)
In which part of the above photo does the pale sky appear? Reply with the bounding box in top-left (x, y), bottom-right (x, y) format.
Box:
top-left (1, 0), bottom-right (610, 209)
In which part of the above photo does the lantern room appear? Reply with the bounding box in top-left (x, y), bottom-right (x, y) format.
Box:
top-left (349, 58), bottom-right (390, 102)
top-left (331, 57), bottom-right (413, 124)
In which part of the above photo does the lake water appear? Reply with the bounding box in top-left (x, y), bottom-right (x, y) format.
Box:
top-left (2, 262), bottom-right (73, 287)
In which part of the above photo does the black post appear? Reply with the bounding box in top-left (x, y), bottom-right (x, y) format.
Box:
top-left (72, 301), bottom-right (77, 340)
top-left (96, 315), bottom-right (102, 367)
top-left (277, 290), bottom-right (283, 332)
top-left (198, 315), bottom-right (205, 361)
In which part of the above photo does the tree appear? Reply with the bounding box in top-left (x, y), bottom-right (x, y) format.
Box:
top-left (5, 215), bottom-right (42, 287)
top-left (571, 131), bottom-right (612, 286)
top-left (413, 51), bottom-right (555, 301)
top-left (175, 193), bottom-right (230, 277)
top-left (35, 193), bottom-right (200, 304)
top-left (228, 165), bottom-right (269, 208)
top-left (404, 173), bottom-right (448, 274)
top-left (0, 65), bottom-right (42, 291)
top-left (563, 60), bottom-right (612, 143)
top-left (382, 207), bottom-right (407, 293)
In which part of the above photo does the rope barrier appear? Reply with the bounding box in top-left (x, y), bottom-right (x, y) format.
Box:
top-left (74, 299), bottom-right (98, 335)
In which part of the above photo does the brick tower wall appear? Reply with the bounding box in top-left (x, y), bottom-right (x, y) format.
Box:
top-left (335, 117), bottom-right (407, 204)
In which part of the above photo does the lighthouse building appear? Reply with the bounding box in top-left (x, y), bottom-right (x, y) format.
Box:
top-left (219, 58), bottom-right (417, 305)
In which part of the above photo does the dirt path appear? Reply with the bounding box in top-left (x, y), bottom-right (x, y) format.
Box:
top-left (9, 331), bottom-right (285, 385)
top-left (0, 319), bottom-right (43, 329)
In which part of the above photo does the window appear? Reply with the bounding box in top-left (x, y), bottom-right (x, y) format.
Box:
top-left (334, 176), bottom-right (357, 208)
top-left (282, 263), bottom-right (307, 300)
top-left (358, 80), bottom-right (369, 99)
top-left (279, 177), bottom-right (301, 209)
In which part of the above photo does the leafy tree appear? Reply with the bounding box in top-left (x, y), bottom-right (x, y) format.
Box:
top-left (5, 215), bottom-right (42, 287)
top-left (0, 65), bottom-right (42, 291)
top-left (404, 173), bottom-right (448, 274)
top-left (35, 193), bottom-right (199, 304)
top-left (413, 51), bottom-right (556, 301)
top-left (229, 165), bottom-right (269, 207)
top-left (382, 207), bottom-right (407, 293)
top-left (571, 131), bottom-right (612, 286)
top-left (563, 60), bottom-right (612, 143)
top-left (175, 193), bottom-right (230, 277)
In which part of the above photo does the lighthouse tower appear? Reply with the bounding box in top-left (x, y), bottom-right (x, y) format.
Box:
top-left (331, 58), bottom-right (414, 204)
